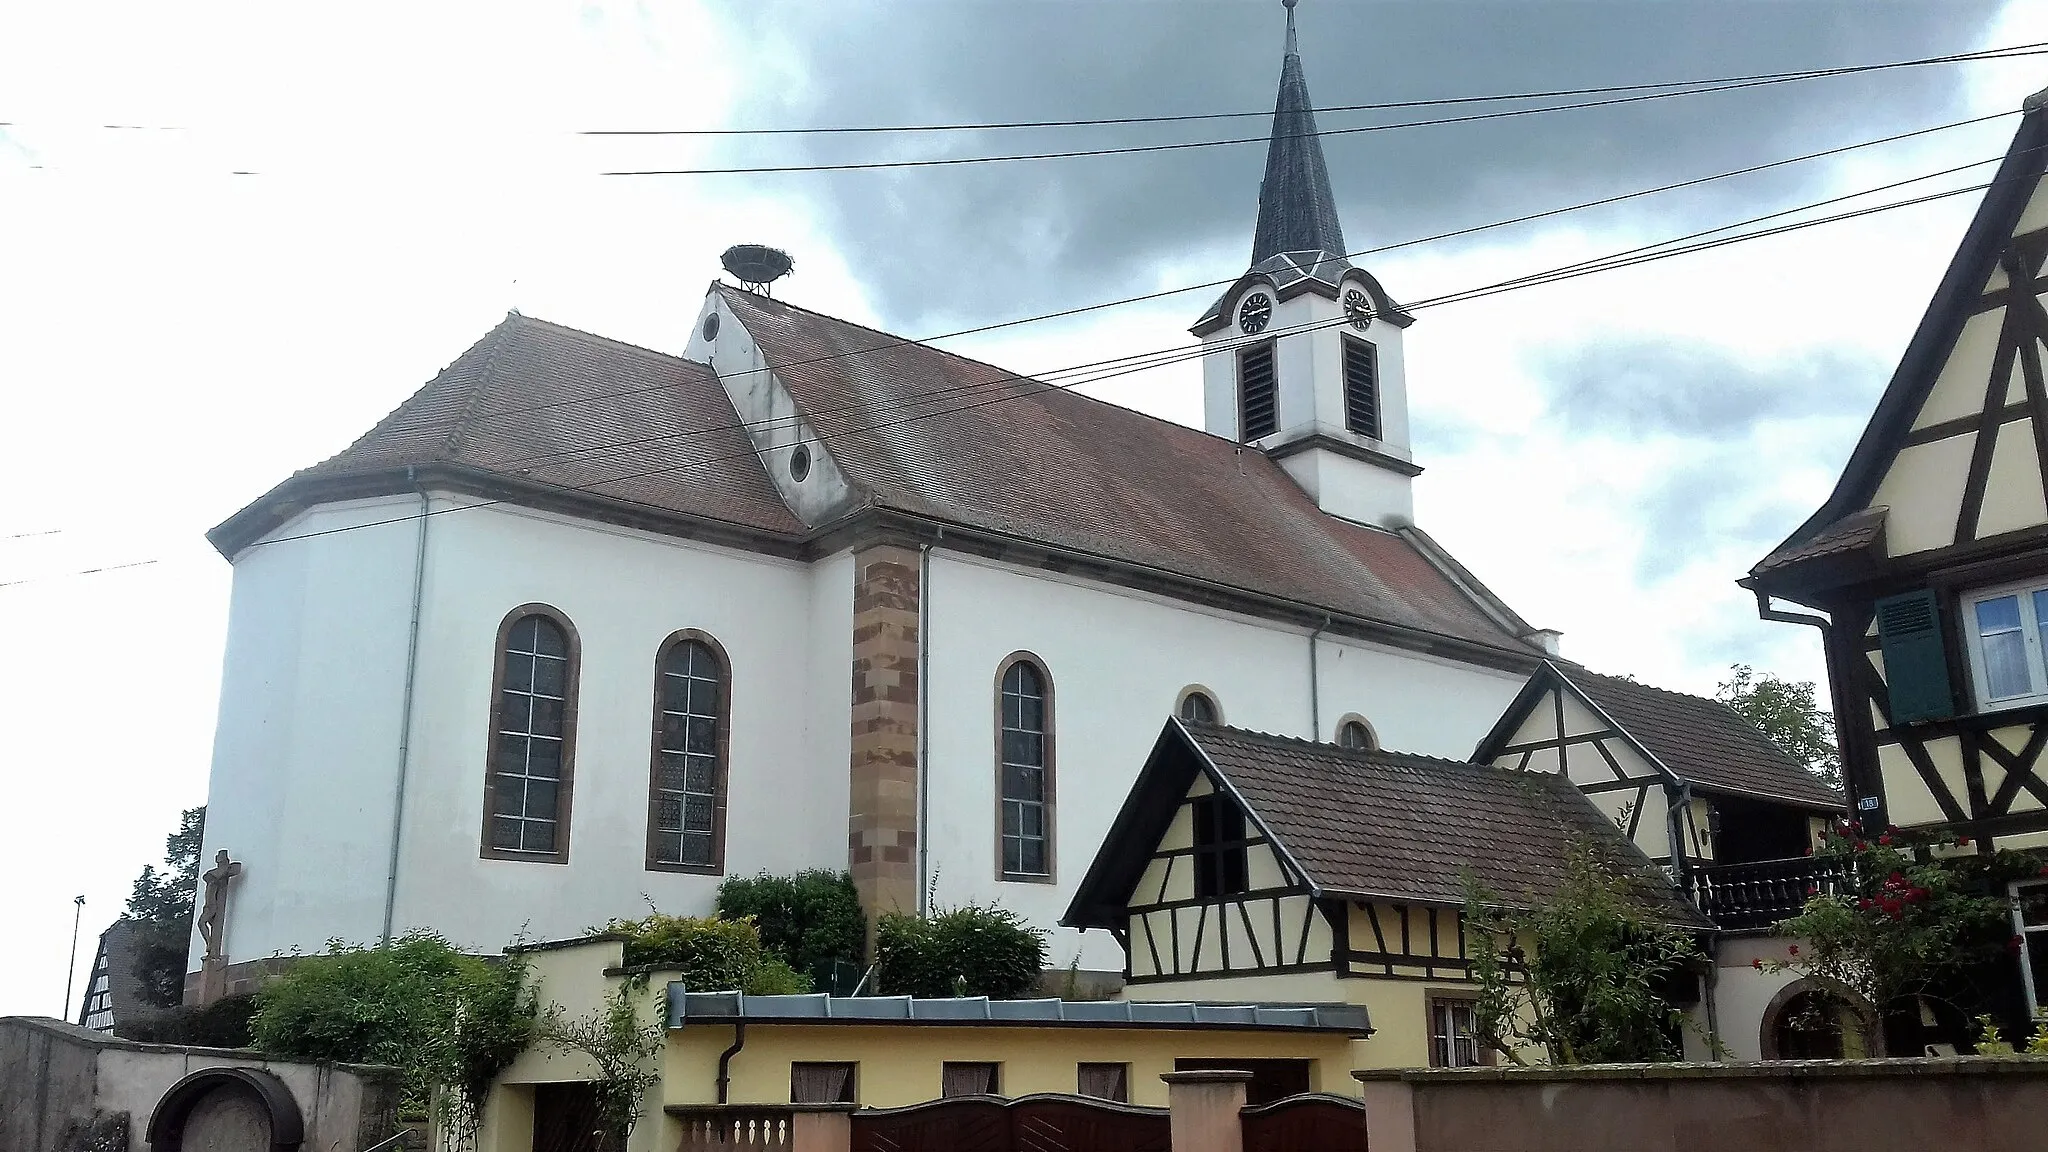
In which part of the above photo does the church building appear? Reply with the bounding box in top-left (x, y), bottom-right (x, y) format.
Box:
top-left (186, 4), bottom-right (1557, 996)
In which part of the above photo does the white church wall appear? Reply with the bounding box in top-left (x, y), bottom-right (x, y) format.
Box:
top-left (387, 501), bottom-right (840, 955)
top-left (194, 496), bottom-right (429, 972)
top-left (919, 550), bottom-right (1527, 972)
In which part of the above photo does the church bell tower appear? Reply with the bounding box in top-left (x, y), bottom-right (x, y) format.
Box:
top-left (1193, 0), bottom-right (1420, 528)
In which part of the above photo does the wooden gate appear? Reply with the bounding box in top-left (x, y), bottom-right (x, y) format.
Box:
top-left (531, 1083), bottom-right (624, 1152)
top-left (851, 1093), bottom-right (1171, 1152)
top-left (1240, 1093), bottom-right (1370, 1152)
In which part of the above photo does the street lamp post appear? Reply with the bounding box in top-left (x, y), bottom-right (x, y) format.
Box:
top-left (63, 895), bottom-right (85, 1022)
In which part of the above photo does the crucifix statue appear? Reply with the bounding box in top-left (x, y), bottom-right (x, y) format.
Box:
top-left (197, 850), bottom-right (243, 965)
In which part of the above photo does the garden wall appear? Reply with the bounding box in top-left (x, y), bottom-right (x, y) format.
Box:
top-left (0, 1015), bottom-right (403, 1152)
top-left (1353, 1057), bottom-right (2048, 1152)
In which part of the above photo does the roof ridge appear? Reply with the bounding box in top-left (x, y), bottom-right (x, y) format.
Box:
top-left (716, 285), bottom-right (1283, 457)
top-left (441, 312), bottom-right (523, 460)
top-left (1192, 720), bottom-right (1497, 773)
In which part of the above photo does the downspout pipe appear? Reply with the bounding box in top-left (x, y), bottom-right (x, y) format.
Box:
top-left (381, 475), bottom-right (431, 947)
top-left (716, 1021), bottom-right (747, 1104)
top-left (1307, 616), bottom-right (1332, 740)
top-left (916, 539), bottom-right (934, 917)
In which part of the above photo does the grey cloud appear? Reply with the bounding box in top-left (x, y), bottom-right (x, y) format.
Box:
top-left (1536, 338), bottom-right (1888, 438)
top-left (693, 0), bottom-right (1999, 328)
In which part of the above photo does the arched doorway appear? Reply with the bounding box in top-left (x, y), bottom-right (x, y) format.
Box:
top-left (1759, 979), bottom-right (1882, 1060)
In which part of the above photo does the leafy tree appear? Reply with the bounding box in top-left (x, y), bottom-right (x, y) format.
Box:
top-left (1463, 845), bottom-right (1705, 1064)
top-left (538, 984), bottom-right (664, 1146)
top-left (1768, 820), bottom-right (2043, 1046)
top-left (123, 805), bottom-right (205, 1008)
top-left (600, 913), bottom-right (811, 994)
top-left (714, 870), bottom-right (865, 979)
top-left (1716, 664), bottom-right (1841, 790)
top-left (250, 931), bottom-right (536, 1133)
top-left (875, 903), bottom-right (1047, 999)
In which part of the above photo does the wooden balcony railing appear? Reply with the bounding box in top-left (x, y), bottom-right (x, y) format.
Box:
top-left (1685, 855), bottom-right (1849, 932)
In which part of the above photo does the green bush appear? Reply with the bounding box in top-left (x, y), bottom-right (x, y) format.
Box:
top-left (601, 913), bottom-right (815, 995)
top-left (249, 932), bottom-right (535, 1124)
top-left (715, 870), bottom-right (866, 977)
top-left (875, 904), bottom-right (1047, 999)
top-left (114, 993), bottom-right (258, 1049)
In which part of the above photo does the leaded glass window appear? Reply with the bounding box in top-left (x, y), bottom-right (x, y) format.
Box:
top-left (1000, 660), bottom-right (1051, 879)
top-left (653, 638), bottom-right (724, 869)
top-left (488, 613), bottom-right (572, 856)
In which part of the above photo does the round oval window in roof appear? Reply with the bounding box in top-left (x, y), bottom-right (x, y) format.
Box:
top-left (1337, 718), bottom-right (1375, 751)
top-left (1178, 690), bottom-right (1218, 724)
top-left (702, 311), bottom-right (721, 342)
top-left (789, 443), bottom-right (811, 483)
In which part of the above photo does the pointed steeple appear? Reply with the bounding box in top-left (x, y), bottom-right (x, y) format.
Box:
top-left (1252, 0), bottom-right (1347, 264)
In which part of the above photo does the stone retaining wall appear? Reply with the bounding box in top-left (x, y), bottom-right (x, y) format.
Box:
top-left (1353, 1057), bottom-right (2048, 1152)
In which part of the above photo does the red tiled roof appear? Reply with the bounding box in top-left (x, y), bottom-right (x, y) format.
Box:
top-left (1749, 507), bottom-right (1885, 578)
top-left (1185, 724), bottom-right (1711, 926)
top-left (1566, 669), bottom-right (1844, 810)
top-left (720, 288), bottom-right (1538, 657)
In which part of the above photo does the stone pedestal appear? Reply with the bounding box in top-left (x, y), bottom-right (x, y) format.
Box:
top-left (1162, 1069), bottom-right (1253, 1152)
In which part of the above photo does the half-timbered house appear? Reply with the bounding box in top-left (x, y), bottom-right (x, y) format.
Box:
top-left (1062, 719), bottom-right (1712, 1068)
top-left (1473, 662), bottom-right (1841, 930)
top-left (1747, 88), bottom-right (2048, 1023)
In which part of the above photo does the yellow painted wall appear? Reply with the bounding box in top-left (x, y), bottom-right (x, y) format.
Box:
top-left (1872, 434), bottom-right (1975, 557)
top-left (661, 1024), bottom-right (1361, 1107)
top-left (1975, 417), bottom-right (2048, 538)
top-left (1877, 742), bottom-right (1950, 828)
top-left (1909, 309), bottom-right (2001, 431)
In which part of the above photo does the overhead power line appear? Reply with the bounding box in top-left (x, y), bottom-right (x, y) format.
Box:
top-left (598, 45), bottom-right (2047, 176)
top-left (0, 558), bottom-right (160, 589)
top-left (197, 162), bottom-right (2015, 560)
top-left (586, 43), bottom-right (2048, 138)
top-left (472, 106), bottom-right (2015, 438)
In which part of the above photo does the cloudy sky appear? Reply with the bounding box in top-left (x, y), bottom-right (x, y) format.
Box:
top-left (4, 0), bottom-right (2045, 1017)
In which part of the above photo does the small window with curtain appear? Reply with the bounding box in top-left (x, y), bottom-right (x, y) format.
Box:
top-left (483, 607), bottom-right (578, 861)
top-left (790, 1062), bottom-right (857, 1104)
top-left (942, 1062), bottom-right (1001, 1098)
top-left (1428, 997), bottom-right (1485, 1067)
top-left (1077, 1063), bottom-right (1130, 1102)
top-left (649, 632), bottom-right (729, 872)
top-left (1342, 336), bottom-right (1380, 440)
top-left (1238, 342), bottom-right (1277, 440)
top-left (1191, 793), bottom-right (1249, 899)
top-left (1178, 688), bottom-right (1218, 725)
top-left (1960, 579), bottom-right (2048, 711)
top-left (998, 657), bottom-right (1053, 880)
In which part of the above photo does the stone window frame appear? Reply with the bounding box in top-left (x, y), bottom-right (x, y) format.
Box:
top-left (1175, 684), bottom-right (1223, 725)
top-left (479, 603), bottom-right (581, 865)
top-left (1335, 713), bottom-right (1378, 751)
top-left (994, 651), bottom-right (1057, 885)
top-left (645, 628), bottom-right (734, 875)
top-left (1758, 975), bottom-right (1884, 1060)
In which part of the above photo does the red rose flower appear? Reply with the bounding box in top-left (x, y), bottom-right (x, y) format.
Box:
top-left (1878, 834), bottom-right (1893, 846)
top-left (1789, 945), bottom-right (1800, 956)
top-left (2012, 935), bottom-right (2027, 954)
top-left (2038, 865), bottom-right (2048, 877)
top-left (1958, 837), bottom-right (1971, 847)
top-left (1752, 958), bottom-right (1764, 969)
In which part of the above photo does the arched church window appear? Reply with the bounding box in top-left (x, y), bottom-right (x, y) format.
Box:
top-left (482, 606), bottom-right (579, 862)
top-left (1337, 717), bottom-right (1376, 751)
top-left (1177, 688), bottom-right (1220, 725)
top-left (649, 631), bottom-right (730, 872)
top-left (997, 655), bottom-right (1055, 881)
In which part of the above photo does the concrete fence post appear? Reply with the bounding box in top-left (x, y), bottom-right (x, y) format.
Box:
top-left (1161, 1069), bottom-right (1254, 1152)
top-left (789, 1104), bottom-right (854, 1152)
top-left (1352, 1073), bottom-right (1418, 1152)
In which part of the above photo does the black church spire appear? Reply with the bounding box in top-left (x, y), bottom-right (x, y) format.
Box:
top-left (1250, 0), bottom-right (1347, 264)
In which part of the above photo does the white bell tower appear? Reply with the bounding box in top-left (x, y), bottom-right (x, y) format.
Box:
top-left (1192, 0), bottom-right (1420, 529)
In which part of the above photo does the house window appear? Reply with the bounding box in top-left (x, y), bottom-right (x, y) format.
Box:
top-left (998, 656), bottom-right (1054, 880)
top-left (1961, 580), bottom-right (2048, 710)
top-left (2017, 880), bottom-right (2048, 1017)
top-left (1178, 688), bottom-right (1219, 725)
top-left (649, 632), bottom-right (729, 872)
top-left (1077, 1062), bottom-right (1130, 1102)
top-left (1337, 718), bottom-right (1375, 751)
top-left (790, 1062), bottom-right (856, 1104)
top-left (1342, 336), bottom-right (1380, 439)
top-left (483, 607), bottom-right (578, 860)
top-left (942, 1062), bottom-right (1001, 1098)
top-left (1428, 997), bottom-right (1483, 1068)
top-left (1191, 793), bottom-right (1249, 899)
top-left (1239, 342), bottom-right (1277, 440)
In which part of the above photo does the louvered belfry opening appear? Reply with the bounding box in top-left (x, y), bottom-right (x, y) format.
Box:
top-left (1239, 342), bottom-right (1278, 440)
top-left (1342, 336), bottom-right (1380, 440)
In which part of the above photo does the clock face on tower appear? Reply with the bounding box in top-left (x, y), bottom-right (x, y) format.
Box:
top-left (1343, 288), bottom-right (1374, 330)
top-left (1237, 292), bottom-right (1273, 335)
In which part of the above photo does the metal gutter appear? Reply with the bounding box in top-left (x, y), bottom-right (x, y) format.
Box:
top-left (381, 476), bottom-right (431, 946)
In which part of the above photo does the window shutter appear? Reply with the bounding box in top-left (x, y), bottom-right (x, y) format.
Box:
top-left (1239, 343), bottom-right (1277, 440)
top-left (1875, 589), bottom-right (1956, 723)
top-left (1343, 337), bottom-right (1380, 439)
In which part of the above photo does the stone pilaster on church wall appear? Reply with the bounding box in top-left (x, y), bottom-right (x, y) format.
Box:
top-left (848, 544), bottom-right (922, 936)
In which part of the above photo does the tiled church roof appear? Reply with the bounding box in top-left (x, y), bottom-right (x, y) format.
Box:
top-left (212, 296), bottom-right (1541, 664)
